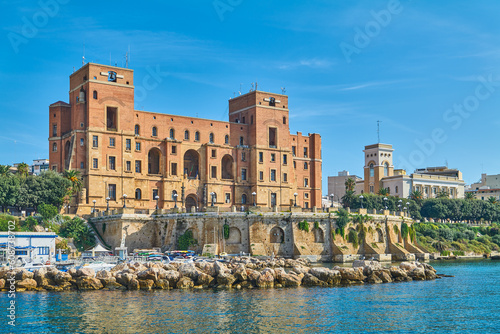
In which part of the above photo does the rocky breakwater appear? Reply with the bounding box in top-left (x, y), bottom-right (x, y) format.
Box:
top-left (0, 258), bottom-right (440, 292)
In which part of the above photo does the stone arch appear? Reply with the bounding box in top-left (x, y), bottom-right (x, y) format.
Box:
top-left (270, 226), bottom-right (284, 243)
top-left (148, 148), bottom-right (161, 175)
top-left (314, 228), bottom-right (324, 243)
top-left (227, 227), bottom-right (241, 244)
top-left (376, 228), bottom-right (384, 243)
top-left (183, 150), bottom-right (199, 179)
top-left (185, 194), bottom-right (198, 212)
top-left (221, 154), bottom-right (234, 180)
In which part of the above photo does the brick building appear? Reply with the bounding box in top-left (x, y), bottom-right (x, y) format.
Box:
top-left (49, 63), bottom-right (321, 214)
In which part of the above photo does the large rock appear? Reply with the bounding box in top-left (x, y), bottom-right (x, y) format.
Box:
top-left (196, 272), bottom-right (214, 286)
top-left (15, 269), bottom-right (34, 281)
top-left (339, 267), bottom-right (365, 282)
top-left (389, 266), bottom-right (408, 279)
top-left (196, 262), bottom-right (217, 277)
top-left (164, 270), bottom-right (181, 287)
top-left (281, 273), bottom-right (302, 287)
top-left (310, 268), bottom-right (341, 285)
top-left (302, 273), bottom-right (328, 287)
top-left (246, 269), bottom-right (261, 284)
top-left (178, 264), bottom-right (200, 281)
top-left (176, 277), bottom-right (194, 289)
top-left (374, 270), bottom-right (392, 283)
top-left (154, 279), bottom-right (170, 290)
top-left (214, 261), bottom-right (229, 276)
top-left (400, 261), bottom-right (418, 272)
top-left (0, 278), bottom-right (5, 289)
top-left (137, 268), bottom-right (158, 281)
top-left (116, 273), bottom-right (136, 286)
top-left (408, 267), bottom-right (426, 281)
top-left (54, 271), bottom-right (73, 285)
top-left (139, 279), bottom-right (155, 290)
top-left (292, 265), bottom-right (310, 275)
top-left (256, 270), bottom-right (274, 288)
top-left (76, 277), bottom-right (103, 290)
top-left (76, 268), bottom-right (96, 278)
top-left (128, 278), bottom-right (140, 290)
top-left (99, 277), bottom-right (124, 290)
top-left (16, 278), bottom-right (37, 291)
top-left (365, 274), bottom-right (383, 284)
top-left (424, 269), bottom-right (437, 280)
top-left (217, 272), bottom-right (236, 287)
top-left (233, 264), bottom-right (248, 282)
top-left (67, 268), bottom-right (78, 278)
top-left (96, 270), bottom-right (112, 280)
top-left (110, 263), bottom-right (127, 272)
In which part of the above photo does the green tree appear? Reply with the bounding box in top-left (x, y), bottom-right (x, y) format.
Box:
top-left (345, 178), bottom-right (356, 192)
top-left (0, 165), bottom-right (11, 177)
top-left (377, 187), bottom-right (389, 196)
top-left (0, 214), bottom-right (20, 231)
top-left (0, 176), bottom-right (20, 212)
top-left (38, 203), bottom-right (58, 222)
top-left (465, 192), bottom-right (475, 200)
top-left (488, 196), bottom-right (497, 205)
top-left (335, 208), bottom-right (350, 238)
top-left (63, 169), bottom-right (83, 195)
top-left (410, 190), bottom-right (423, 204)
top-left (437, 190), bottom-right (449, 199)
top-left (17, 162), bottom-right (29, 177)
top-left (59, 217), bottom-right (95, 251)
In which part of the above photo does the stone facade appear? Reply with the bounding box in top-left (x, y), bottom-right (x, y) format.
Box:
top-left (90, 211), bottom-right (427, 262)
top-left (49, 63), bottom-right (322, 214)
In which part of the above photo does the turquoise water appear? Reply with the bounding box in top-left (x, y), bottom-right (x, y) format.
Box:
top-left (1, 260), bottom-right (499, 333)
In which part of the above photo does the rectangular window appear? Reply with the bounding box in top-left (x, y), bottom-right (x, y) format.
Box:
top-left (211, 166), bottom-right (217, 179)
top-left (106, 106), bottom-right (118, 131)
top-left (125, 139), bottom-right (131, 151)
top-left (259, 152), bottom-right (263, 163)
top-left (126, 161), bottom-right (131, 171)
top-left (270, 169), bottom-right (276, 181)
top-left (304, 147), bottom-right (308, 158)
top-left (109, 156), bottom-right (116, 170)
top-left (241, 152), bottom-right (246, 161)
top-left (171, 145), bottom-right (177, 154)
top-left (15, 251), bottom-right (27, 256)
top-left (153, 189), bottom-right (158, 200)
top-left (93, 135), bottom-right (98, 148)
top-left (225, 193), bottom-right (231, 203)
top-left (304, 193), bottom-right (309, 199)
top-left (241, 168), bottom-right (247, 181)
top-left (304, 178), bottom-right (309, 187)
top-left (135, 160), bottom-right (141, 173)
top-left (135, 142), bottom-right (141, 151)
top-left (171, 163), bottom-right (177, 176)
top-left (109, 137), bottom-right (115, 147)
top-left (52, 124), bottom-right (57, 137)
top-left (211, 149), bottom-right (217, 158)
top-left (269, 127), bottom-right (277, 148)
top-left (80, 162), bottom-right (84, 169)
top-left (271, 153), bottom-right (276, 162)
top-left (283, 154), bottom-right (287, 165)
top-left (283, 173), bottom-right (288, 182)
top-left (38, 247), bottom-right (49, 255)
top-left (304, 162), bottom-right (308, 170)
top-left (370, 185), bottom-right (374, 193)
top-left (108, 184), bottom-right (116, 200)
top-left (259, 171), bottom-right (264, 181)
top-left (293, 161), bottom-right (296, 169)
top-left (292, 146), bottom-right (296, 156)
top-left (305, 202), bottom-right (309, 209)
top-left (92, 158), bottom-right (98, 169)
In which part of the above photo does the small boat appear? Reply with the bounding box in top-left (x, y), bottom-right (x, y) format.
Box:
top-left (76, 261), bottom-right (116, 273)
top-left (20, 261), bottom-right (56, 272)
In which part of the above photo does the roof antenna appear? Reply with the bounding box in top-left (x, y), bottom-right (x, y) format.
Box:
top-left (239, 83), bottom-right (242, 95)
top-left (125, 45), bottom-right (130, 68)
top-left (281, 87), bottom-right (286, 94)
top-left (377, 120), bottom-right (381, 143)
top-left (255, 81), bottom-right (258, 91)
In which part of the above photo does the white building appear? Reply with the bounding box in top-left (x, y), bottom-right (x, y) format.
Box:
top-left (30, 159), bottom-right (50, 176)
top-left (0, 232), bottom-right (57, 264)
top-left (466, 173), bottom-right (500, 201)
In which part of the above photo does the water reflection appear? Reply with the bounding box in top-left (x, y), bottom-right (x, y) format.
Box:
top-left (2, 260), bottom-right (499, 333)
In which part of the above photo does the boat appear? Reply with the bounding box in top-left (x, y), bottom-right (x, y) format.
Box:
top-left (20, 260), bottom-right (56, 272)
top-left (75, 261), bottom-right (116, 273)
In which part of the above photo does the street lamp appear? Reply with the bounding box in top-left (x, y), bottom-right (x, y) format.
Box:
top-left (330, 194), bottom-right (334, 208)
top-left (155, 195), bottom-right (160, 210)
top-left (92, 200), bottom-right (96, 213)
top-left (173, 193), bottom-right (178, 209)
top-left (106, 197), bottom-right (110, 212)
top-left (252, 192), bottom-right (256, 206)
top-left (383, 197), bottom-right (388, 210)
top-left (210, 192), bottom-right (215, 207)
top-left (294, 192), bottom-right (298, 207)
top-left (360, 195), bottom-right (364, 209)
top-left (122, 194), bottom-right (127, 208)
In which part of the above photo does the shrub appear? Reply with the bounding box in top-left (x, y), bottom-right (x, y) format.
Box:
top-left (0, 214), bottom-right (20, 232)
top-left (38, 203), bottom-right (58, 222)
top-left (178, 230), bottom-right (197, 250)
top-left (401, 223), bottom-right (409, 240)
top-left (347, 229), bottom-right (358, 248)
top-left (298, 220), bottom-right (309, 232)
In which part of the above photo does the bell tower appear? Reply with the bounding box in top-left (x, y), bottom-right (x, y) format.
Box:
top-left (363, 143), bottom-right (394, 194)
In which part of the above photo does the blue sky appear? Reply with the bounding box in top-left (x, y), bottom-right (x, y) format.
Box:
top-left (1, 0), bottom-right (500, 191)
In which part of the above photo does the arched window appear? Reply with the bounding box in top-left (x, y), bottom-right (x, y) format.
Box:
top-left (135, 188), bottom-right (142, 200)
top-left (148, 148), bottom-right (161, 175)
top-left (184, 130), bottom-right (189, 140)
top-left (270, 226), bottom-right (284, 243)
top-left (135, 125), bottom-right (140, 136)
top-left (224, 135), bottom-right (229, 145)
top-left (209, 133), bottom-right (214, 143)
top-left (52, 143), bottom-right (57, 152)
top-left (93, 90), bottom-right (98, 99)
top-left (239, 136), bottom-right (244, 146)
top-left (241, 194), bottom-right (247, 204)
top-left (384, 162), bottom-right (389, 176)
top-left (183, 150), bottom-right (199, 179)
top-left (169, 128), bottom-right (175, 139)
top-left (221, 155), bottom-right (234, 180)
top-left (195, 131), bottom-right (200, 141)
top-left (369, 163), bottom-right (374, 177)
top-left (152, 126), bottom-right (157, 137)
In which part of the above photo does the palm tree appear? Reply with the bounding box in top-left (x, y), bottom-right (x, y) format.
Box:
top-left (16, 162), bottom-right (29, 177)
top-left (63, 169), bottom-right (83, 195)
top-left (436, 190), bottom-right (449, 199)
top-left (410, 190), bottom-right (423, 204)
top-left (488, 196), bottom-right (497, 204)
top-left (377, 187), bottom-right (389, 196)
top-left (0, 165), bottom-right (11, 177)
top-left (345, 178), bottom-right (356, 192)
top-left (465, 192), bottom-right (475, 200)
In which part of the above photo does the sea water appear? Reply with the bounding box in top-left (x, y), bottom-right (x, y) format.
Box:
top-left (1, 260), bottom-right (499, 333)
